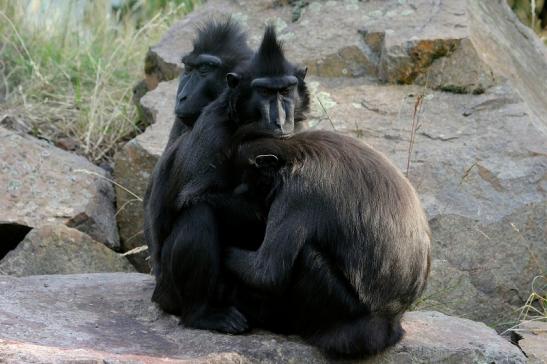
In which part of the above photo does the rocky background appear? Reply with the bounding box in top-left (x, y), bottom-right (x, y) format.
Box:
top-left (0, 0), bottom-right (546, 362)
top-left (508, 0), bottom-right (547, 43)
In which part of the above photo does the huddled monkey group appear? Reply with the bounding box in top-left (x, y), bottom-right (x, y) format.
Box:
top-left (144, 20), bottom-right (431, 359)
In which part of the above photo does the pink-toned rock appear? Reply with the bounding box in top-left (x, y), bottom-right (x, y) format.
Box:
top-left (0, 225), bottom-right (135, 276)
top-left (0, 273), bottom-right (525, 363)
top-left (517, 321), bottom-right (547, 364)
top-left (113, 80), bottom-right (179, 271)
top-left (0, 127), bottom-right (119, 250)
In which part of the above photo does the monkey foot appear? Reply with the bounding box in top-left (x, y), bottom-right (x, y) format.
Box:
top-left (186, 306), bottom-right (250, 334)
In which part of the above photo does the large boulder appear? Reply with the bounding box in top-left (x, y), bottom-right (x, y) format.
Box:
top-left (144, 0), bottom-right (496, 89)
top-left (0, 273), bottom-right (525, 363)
top-left (143, 0), bottom-right (546, 99)
top-left (0, 225), bottom-right (135, 276)
top-left (468, 0), bottom-right (547, 133)
top-left (115, 0), bottom-right (547, 330)
top-left (0, 127), bottom-right (119, 250)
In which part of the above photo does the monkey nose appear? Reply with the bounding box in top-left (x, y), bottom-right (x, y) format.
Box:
top-left (274, 105), bottom-right (286, 128)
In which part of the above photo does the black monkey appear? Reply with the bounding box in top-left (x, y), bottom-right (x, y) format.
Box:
top-left (227, 130), bottom-right (431, 357)
top-left (144, 20), bottom-right (253, 318)
top-left (144, 26), bottom-right (309, 334)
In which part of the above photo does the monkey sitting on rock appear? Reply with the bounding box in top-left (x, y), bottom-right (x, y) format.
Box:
top-left (145, 20), bottom-right (431, 360)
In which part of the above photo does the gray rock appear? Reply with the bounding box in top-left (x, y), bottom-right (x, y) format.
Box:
top-left (0, 127), bottom-right (119, 250)
top-left (147, 0), bottom-right (525, 100)
top-left (414, 39), bottom-right (496, 94)
top-left (143, 0), bottom-right (496, 88)
top-left (517, 321), bottom-right (547, 364)
top-left (0, 225), bottom-right (135, 276)
top-left (468, 0), bottom-right (547, 133)
top-left (0, 273), bottom-right (525, 363)
top-left (113, 80), bottom-right (179, 271)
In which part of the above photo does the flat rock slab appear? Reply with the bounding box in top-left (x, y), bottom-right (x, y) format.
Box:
top-left (0, 127), bottom-right (119, 250)
top-left (0, 225), bottom-right (135, 276)
top-left (0, 273), bottom-right (525, 363)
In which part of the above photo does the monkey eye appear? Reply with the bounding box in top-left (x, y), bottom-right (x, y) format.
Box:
top-left (183, 64), bottom-right (194, 73)
top-left (256, 86), bottom-right (274, 97)
top-left (279, 87), bottom-right (292, 97)
top-left (198, 64), bottom-right (214, 75)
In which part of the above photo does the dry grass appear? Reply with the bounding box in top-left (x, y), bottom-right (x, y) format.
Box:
top-left (508, 0), bottom-right (547, 43)
top-left (515, 276), bottom-right (547, 324)
top-left (501, 275), bottom-right (547, 335)
top-left (0, 0), bottom-right (197, 164)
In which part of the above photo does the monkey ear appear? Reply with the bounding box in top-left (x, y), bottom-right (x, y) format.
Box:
top-left (254, 154), bottom-right (280, 169)
top-left (296, 66), bottom-right (307, 80)
top-left (226, 73), bottom-right (241, 88)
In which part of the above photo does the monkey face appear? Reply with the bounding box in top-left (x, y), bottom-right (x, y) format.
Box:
top-left (175, 53), bottom-right (226, 126)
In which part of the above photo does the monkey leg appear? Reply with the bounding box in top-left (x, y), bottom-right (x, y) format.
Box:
top-left (168, 202), bottom-right (249, 334)
top-left (306, 313), bottom-right (404, 358)
top-left (292, 246), bottom-right (404, 358)
top-left (151, 232), bottom-right (181, 315)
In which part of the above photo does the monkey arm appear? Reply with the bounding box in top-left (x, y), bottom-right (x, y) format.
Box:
top-left (225, 197), bottom-right (307, 294)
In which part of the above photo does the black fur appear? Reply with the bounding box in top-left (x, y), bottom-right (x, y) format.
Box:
top-left (253, 25), bottom-right (291, 76)
top-left (168, 19), bottom-right (253, 146)
top-left (187, 19), bottom-right (251, 70)
top-left (228, 130), bottom-right (431, 358)
top-left (144, 19), bottom-right (253, 321)
top-left (144, 26), bottom-right (309, 334)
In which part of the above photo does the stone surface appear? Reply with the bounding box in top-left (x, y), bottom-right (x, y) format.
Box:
top-left (361, 1), bottom-right (497, 91)
top-left (144, 0), bottom-right (496, 87)
top-left (414, 39), bottom-right (496, 94)
top-left (114, 80), bottom-right (179, 271)
top-left (468, 0), bottom-right (547, 133)
top-left (517, 321), bottom-right (547, 364)
top-left (0, 225), bottom-right (135, 276)
top-left (0, 127), bottom-right (119, 250)
top-left (0, 273), bottom-right (526, 363)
